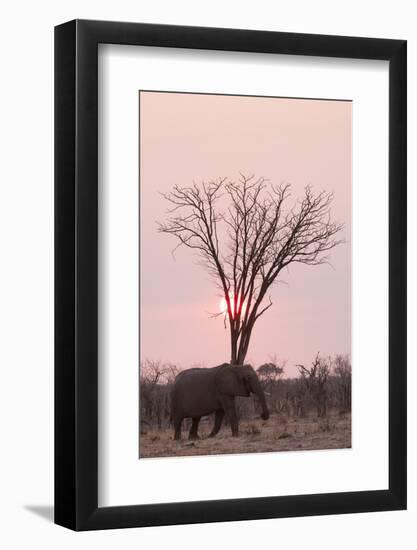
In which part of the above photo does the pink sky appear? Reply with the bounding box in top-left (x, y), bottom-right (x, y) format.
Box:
top-left (140, 92), bottom-right (351, 376)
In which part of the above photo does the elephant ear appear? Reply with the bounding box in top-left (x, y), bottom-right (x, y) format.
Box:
top-left (215, 365), bottom-right (250, 397)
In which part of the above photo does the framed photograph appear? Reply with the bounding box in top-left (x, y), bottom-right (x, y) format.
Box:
top-left (55, 20), bottom-right (406, 530)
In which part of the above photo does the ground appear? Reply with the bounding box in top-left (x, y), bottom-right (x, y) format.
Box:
top-left (139, 411), bottom-right (351, 458)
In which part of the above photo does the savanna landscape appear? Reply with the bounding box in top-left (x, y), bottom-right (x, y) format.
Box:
top-left (140, 413), bottom-right (351, 458)
top-left (139, 92), bottom-right (351, 459)
top-left (139, 354), bottom-right (351, 458)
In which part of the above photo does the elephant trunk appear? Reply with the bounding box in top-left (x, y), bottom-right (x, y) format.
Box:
top-left (252, 377), bottom-right (270, 420)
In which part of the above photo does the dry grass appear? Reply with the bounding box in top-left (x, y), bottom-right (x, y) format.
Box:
top-left (139, 412), bottom-right (351, 458)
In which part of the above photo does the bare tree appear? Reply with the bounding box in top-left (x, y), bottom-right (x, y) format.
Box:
top-left (297, 353), bottom-right (331, 417)
top-left (257, 358), bottom-right (285, 414)
top-left (158, 174), bottom-right (343, 365)
top-left (333, 354), bottom-right (352, 411)
top-left (140, 360), bottom-right (179, 429)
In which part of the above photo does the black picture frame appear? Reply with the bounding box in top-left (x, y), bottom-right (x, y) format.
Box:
top-left (55, 19), bottom-right (407, 531)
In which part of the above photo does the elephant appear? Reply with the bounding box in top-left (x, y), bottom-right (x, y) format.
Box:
top-left (170, 363), bottom-right (270, 440)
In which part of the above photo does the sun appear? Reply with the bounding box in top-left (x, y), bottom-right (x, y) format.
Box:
top-left (219, 296), bottom-right (228, 314)
top-left (219, 294), bottom-right (247, 318)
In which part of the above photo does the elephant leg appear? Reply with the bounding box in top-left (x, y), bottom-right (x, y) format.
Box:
top-left (228, 407), bottom-right (239, 437)
top-left (173, 416), bottom-right (183, 441)
top-left (189, 417), bottom-right (201, 440)
top-left (221, 397), bottom-right (239, 437)
top-left (209, 410), bottom-right (224, 437)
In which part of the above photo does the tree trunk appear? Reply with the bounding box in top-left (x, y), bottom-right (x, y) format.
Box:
top-left (230, 327), bottom-right (238, 365)
top-left (235, 323), bottom-right (254, 365)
